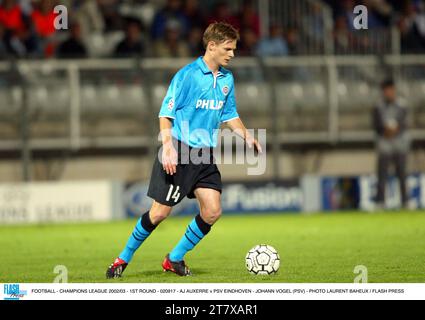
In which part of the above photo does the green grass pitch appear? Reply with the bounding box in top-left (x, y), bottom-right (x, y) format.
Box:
top-left (0, 211), bottom-right (424, 283)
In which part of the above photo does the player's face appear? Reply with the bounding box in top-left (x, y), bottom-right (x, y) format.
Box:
top-left (383, 86), bottom-right (396, 102)
top-left (212, 39), bottom-right (237, 67)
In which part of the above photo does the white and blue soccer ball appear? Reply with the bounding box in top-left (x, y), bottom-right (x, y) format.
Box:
top-left (245, 244), bottom-right (280, 275)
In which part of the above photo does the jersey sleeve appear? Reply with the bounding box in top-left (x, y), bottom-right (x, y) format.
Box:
top-left (159, 69), bottom-right (189, 119)
top-left (220, 76), bottom-right (239, 123)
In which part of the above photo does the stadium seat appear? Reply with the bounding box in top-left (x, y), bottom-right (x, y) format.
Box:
top-left (401, 80), bottom-right (425, 108)
top-left (275, 82), bottom-right (327, 110)
top-left (0, 87), bottom-right (21, 116)
top-left (25, 85), bottom-right (68, 111)
top-left (93, 85), bottom-right (123, 112)
top-left (235, 83), bottom-right (271, 110)
top-left (152, 84), bottom-right (167, 107)
top-left (81, 85), bottom-right (98, 110)
top-left (275, 83), bottom-right (302, 109)
top-left (49, 85), bottom-right (70, 110)
top-left (338, 81), bottom-right (378, 109)
top-left (302, 82), bottom-right (327, 109)
top-left (119, 85), bottom-right (147, 110)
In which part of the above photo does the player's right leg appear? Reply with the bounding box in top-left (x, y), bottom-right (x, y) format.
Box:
top-left (106, 201), bottom-right (172, 279)
top-left (163, 187), bottom-right (221, 276)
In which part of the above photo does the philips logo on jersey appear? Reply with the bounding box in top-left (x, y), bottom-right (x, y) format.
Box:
top-left (196, 99), bottom-right (224, 110)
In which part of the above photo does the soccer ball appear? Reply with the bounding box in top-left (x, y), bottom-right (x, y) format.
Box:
top-left (245, 244), bottom-right (280, 275)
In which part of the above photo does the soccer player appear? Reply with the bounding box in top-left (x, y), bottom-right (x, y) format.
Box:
top-left (106, 22), bottom-right (262, 278)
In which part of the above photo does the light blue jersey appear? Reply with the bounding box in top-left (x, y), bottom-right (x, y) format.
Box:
top-left (158, 56), bottom-right (239, 148)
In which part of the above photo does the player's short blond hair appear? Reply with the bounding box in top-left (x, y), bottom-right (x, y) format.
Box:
top-left (202, 22), bottom-right (240, 49)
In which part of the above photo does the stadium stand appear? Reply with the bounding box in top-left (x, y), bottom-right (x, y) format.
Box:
top-left (1, 0), bottom-right (425, 181)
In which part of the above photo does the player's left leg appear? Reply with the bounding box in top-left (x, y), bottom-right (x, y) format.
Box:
top-left (118, 201), bottom-right (173, 263)
top-left (163, 188), bottom-right (221, 276)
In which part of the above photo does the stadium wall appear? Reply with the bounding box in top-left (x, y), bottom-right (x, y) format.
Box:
top-left (1, 173), bottom-right (424, 225)
top-left (0, 180), bottom-right (124, 224)
top-left (1, 149), bottom-right (424, 181)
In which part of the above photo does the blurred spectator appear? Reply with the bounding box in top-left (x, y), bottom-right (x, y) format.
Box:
top-left (387, 0), bottom-right (407, 13)
top-left (114, 19), bottom-right (145, 58)
top-left (61, 0), bottom-right (104, 38)
top-left (333, 15), bottom-right (353, 54)
top-left (363, 0), bottom-right (394, 26)
top-left (183, 0), bottom-right (205, 29)
top-left (286, 28), bottom-right (307, 55)
top-left (302, 1), bottom-right (325, 44)
top-left (31, 0), bottom-right (58, 57)
top-left (151, 0), bottom-right (188, 40)
top-left (255, 25), bottom-right (289, 57)
top-left (0, 0), bottom-right (26, 33)
top-left (0, 24), bottom-right (10, 58)
top-left (399, 1), bottom-right (425, 53)
top-left (238, 0), bottom-right (260, 37)
top-left (153, 19), bottom-right (189, 57)
top-left (238, 27), bottom-right (258, 56)
top-left (0, 0), bottom-right (40, 59)
top-left (235, 27), bottom-right (264, 81)
top-left (340, 0), bottom-right (391, 29)
top-left (57, 22), bottom-right (87, 59)
top-left (31, 0), bottom-right (57, 38)
top-left (285, 28), bottom-right (310, 81)
top-left (7, 27), bottom-right (39, 58)
top-left (341, 0), bottom-right (364, 30)
top-left (98, 0), bottom-right (124, 32)
top-left (416, 1), bottom-right (425, 37)
top-left (0, 0), bottom-right (29, 58)
top-left (333, 15), bottom-right (369, 54)
top-left (187, 25), bottom-right (204, 57)
top-left (207, 1), bottom-right (239, 30)
top-left (323, 0), bottom-right (340, 16)
top-left (1, 0), bottom-right (425, 59)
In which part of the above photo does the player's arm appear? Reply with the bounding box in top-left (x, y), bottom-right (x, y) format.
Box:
top-left (158, 69), bottom-right (189, 176)
top-left (225, 118), bottom-right (263, 154)
top-left (159, 117), bottom-right (177, 175)
top-left (220, 75), bottom-right (262, 153)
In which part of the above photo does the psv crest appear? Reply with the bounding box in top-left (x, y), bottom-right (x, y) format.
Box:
top-left (222, 85), bottom-right (229, 96)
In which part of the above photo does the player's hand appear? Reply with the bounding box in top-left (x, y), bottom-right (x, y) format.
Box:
top-left (384, 125), bottom-right (399, 138)
top-left (246, 136), bottom-right (263, 154)
top-left (162, 143), bottom-right (178, 175)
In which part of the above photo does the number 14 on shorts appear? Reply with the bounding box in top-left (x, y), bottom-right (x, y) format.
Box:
top-left (166, 184), bottom-right (181, 203)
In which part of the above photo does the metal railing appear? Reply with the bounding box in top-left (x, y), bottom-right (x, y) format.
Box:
top-left (264, 0), bottom-right (334, 55)
top-left (261, 0), bottom-right (399, 56)
top-left (0, 55), bottom-right (424, 179)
